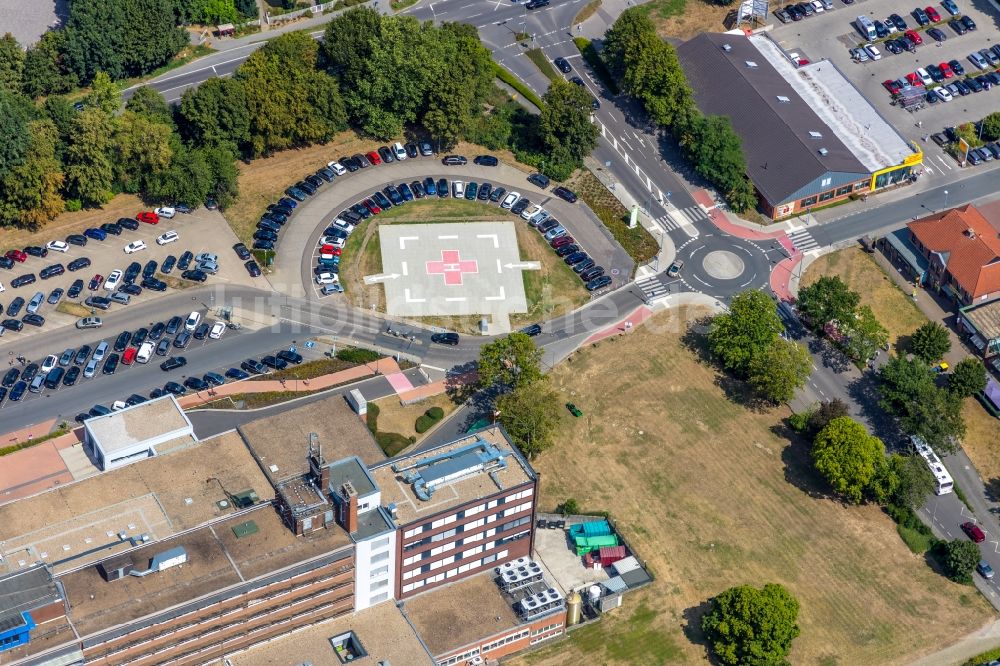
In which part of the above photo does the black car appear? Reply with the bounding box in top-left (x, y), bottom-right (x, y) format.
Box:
top-left (44, 368), bottom-right (64, 390)
top-left (527, 173), bottom-right (550, 188)
top-left (2, 368), bottom-right (18, 387)
top-left (173, 331), bottom-right (191, 348)
top-left (24, 245), bottom-right (48, 258)
top-left (10, 381), bottom-right (27, 402)
top-left (241, 358), bottom-right (266, 374)
top-left (520, 323), bottom-right (542, 337)
top-left (378, 146), bottom-right (394, 163)
top-left (102, 353), bottom-right (119, 375)
top-left (478, 183), bottom-right (492, 200)
top-left (277, 349), bottom-right (303, 364)
top-left (67, 257), bottom-right (91, 272)
top-left (294, 181), bottom-right (314, 195)
top-left (884, 39), bottom-right (903, 55)
top-left (586, 275), bottom-right (612, 291)
top-left (100, 222), bottom-right (122, 236)
top-left (354, 153), bottom-right (371, 168)
top-left (226, 367), bottom-right (250, 380)
top-left (166, 315), bottom-right (183, 335)
top-left (465, 182), bottom-right (478, 200)
top-left (141, 276), bottom-right (167, 291)
top-left (22, 313), bottom-right (44, 327)
top-left (161, 356), bottom-right (187, 371)
top-left (181, 269), bottom-right (208, 282)
top-left (254, 228), bottom-right (278, 241)
top-left (305, 175), bottom-right (324, 189)
top-left (553, 57), bottom-right (572, 73)
top-left (164, 381), bottom-right (187, 396)
top-left (204, 372), bottom-right (226, 387)
top-left (340, 156), bottom-right (359, 172)
top-left (565, 251), bottom-right (589, 265)
top-left (511, 198), bottom-right (530, 216)
top-left (888, 12), bottom-right (907, 30)
top-left (874, 20), bottom-right (889, 38)
top-left (21, 363), bottom-right (39, 382)
top-left (149, 388), bottom-right (166, 399)
top-left (555, 244), bottom-right (579, 257)
top-left (949, 17), bottom-right (967, 34)
top-left (85, 295), bottom-right (111, 310)
top-left (6, 297), bottom-right (24, 316)
top-left (431, 332), bottom-right (460, 346)
top-left (156, 338), bottom-right (170, 356)
top-left (0, 256), bottom-right (13, 270)
top-left (526, 0), bottom-right (549, 8)
top-left (405, 142), bottom-right (418, 158)
top-left (74, 345), bottom-right (91, 365)
top-left (184, 376), bottom-right (210, 391)
top-left (437, 178), bottom-right (449, 197)
top-left (1, 319), bottom-right (23, 332)
top-left (160, 255), bottom-right (176, 274)
top-left (125, 393), bottom-right (147, 406)
top-left (66, 234), bottom-right (87, 247)
top-left (193, 322), bottom-right (211, 340)
top-left (314, 168), bottom-right (334, 183)
top-left (268, 203), bottom-right (293, 217)
top-left (398, 182), bottom-right (414, 201)
top-left (142, 260), bottom-right (158, 279)
top-left (570, 76), bottom-right (584, 86)
top-left (149, 322), bottom-right (166, 340)
top-left (117, 217), bottom-right (139, 231)
top-left (553, 186), bottom-right (578, 203)
top-left (473, 155), bottom-right (499, 167)
top-left (233, 243), bottom-right (251, 260)
top-left (411, 181), bottom-right (426, 199)
top-left (261, 355), bottom-right (288, 370)
top-left (351, 203), bottom-right (371, 219)
top-left (11, 274), bottom-right (36, 288)
top-left (245, 260), bottom-right (261, 277)
top-left (490, 187), bottom-right (506, 203)
top-left (177, 250), bottom-right (194, 270)
top-left (961, 14), bottom-right (976, 30)
top-left (253, 239), bottom-right (275, 251)
top-left (372, 191), bottom-right (392, 209)
top-left (786, 4), bottom-right (803, 19)
top-left (123, 261), bottom-right (142, 284)
top-left (47, 288), bottom-right (63, 304)
top-left (114, 330), bottom-right (132, 352)
top-left (928, 27), bottom-right (946, 42)
top-left (442, 155), bottom-right (468, 166)
top-left (62, 365), bottom-right (80, 386)
top-left (574, 258), bottom-right (596, 274)
top-left (65, 279), bottom-right (84, 299)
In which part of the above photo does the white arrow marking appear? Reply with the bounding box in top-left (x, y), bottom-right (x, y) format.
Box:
top-left (504, 261), bottom-right (542, 270)
top-left (364, 273), bottom-right (400, 284)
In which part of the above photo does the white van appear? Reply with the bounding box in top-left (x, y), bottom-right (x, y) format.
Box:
top-left (136, 341), bottom-right (154, 364)
top-left (856, 15), bottom-right (877, 41)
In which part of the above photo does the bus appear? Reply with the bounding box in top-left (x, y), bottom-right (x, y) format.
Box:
top-left (911, 435), bottom-right (954, 495)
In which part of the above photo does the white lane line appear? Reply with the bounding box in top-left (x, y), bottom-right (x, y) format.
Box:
top-left (401, 261), bottom-right (408, 277)
top-left (485, 287), bottom-right (507, 301)
top-left (445, 297), bottom-right (467, 302)
top-left (404, 289), bottom-right (426, 303)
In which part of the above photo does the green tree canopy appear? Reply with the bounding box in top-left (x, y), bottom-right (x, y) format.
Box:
top-left (84, 71), bottom-right (122, 116)
top-left (177, 76), bottom-right (251, 148)
top-left (909, 321), bottom-right (951, 363)
top-left (496, 380), bottom-right (560, 459)
top-left (878, 356), bottom-right (936, 414)
top-left (477, 332), bottom-right (543, 390)
top-left (748, 338), bottom-right (812, 403)
top-left (539, 79), bottom-right (599, 162)
top-left (0, 89), bottom-right (34, 180)
top-left (0, 120), bottom-right (65, 228)
top-left (125, 86), bottom-right (174, 126)
top-left (939, 539), bottom-right (981, 583)
top-left (842, 305), bottom-right (888, 362)
top-left (887, 453), bottom-right (935, 509)
top-left (981, 111), bottom-right (1000, 142)
top-left (601, 8), bottom-right (656, 81)
top-left (812, 416), bottom-right (888, 504)
top-left (113, 111), bottom-right (174, 194)
top-left (949, 357), bottom-right (987, 398)
top-left (708, 290), bottom-right (783, 378)
top-left (796, 276), bottom-right (860, 331)
top-left (701, 583), bottom-right (800, 666)
top-left (877, 356), bottom-right (965, 453)
top-left (0, 33), bottom-right (25, 94)
top-left (22, 32), bottom-right (76, 98)
top-left (64, 107), bottom-right (115, 207)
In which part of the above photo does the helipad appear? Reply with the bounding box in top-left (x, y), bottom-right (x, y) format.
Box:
top-left (370, 222), bottom-right (536, 317)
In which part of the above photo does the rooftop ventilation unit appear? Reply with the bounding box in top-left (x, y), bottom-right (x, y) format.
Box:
top-left (745, 60), bottom-right (758, 68)
top-left (776, 95), bottom-right (790, 103)
top-left (818, 148), bottom-right (829, 156)
top-left (394, 438), bottom-right (510, 501)
top-left (809, 131), bottom-right (823, 139)
top-left (722, 44), bottom-right (732, 52)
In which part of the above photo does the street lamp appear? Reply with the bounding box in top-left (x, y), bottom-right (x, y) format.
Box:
top-left (944, 189), bottom-right (949, 208)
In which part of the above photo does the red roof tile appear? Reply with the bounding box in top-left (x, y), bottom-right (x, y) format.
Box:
top-left (908, 204), bottom-right (1000, 299)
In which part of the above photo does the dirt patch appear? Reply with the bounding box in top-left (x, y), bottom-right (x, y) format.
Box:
top-left (510, 306), bottom-right (992, 666)
top-left (370, 393), bottom-right (461, 445)
top-left (0, 194), bottom-right (144, 252)
top-left (802, 247), bottom-right (926, 346)
top-left (641, 0), bottom-right (734, 39)
top-left (962, 398), bottom-right (1000, 493)
top-left (55, 302), bottom-right (91, 319)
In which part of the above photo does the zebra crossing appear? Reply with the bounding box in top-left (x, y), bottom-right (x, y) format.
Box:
top-left (787, 229), bottom-right (819, 252)
top-left (654, 205), bottom-right (709, 231)
top-left (635, 274), bottom-right (674, 301)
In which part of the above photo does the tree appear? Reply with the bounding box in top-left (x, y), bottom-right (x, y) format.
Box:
top-left (748, 338), bottom-right (812, 403)
top-left (422, 22), bottom-right (494, 147)
top-left (909, 321), bottom-right (951, 363)
top-left (0, 33), bottom-right (25, 94)
top-left (496, 381), bottom-right (560, 459)
top-left (878, 356), bottom-right (965, 453)
top-left (878, 356), bottom-right (936, 415)
top-left (812, 416), bottom-right (888, 504)
top-left (981, 111), bottom-right (1000, 142)
top-left (0, 89), bottom-right (34, 180)
top-left (113, 111), bottom-right (174, 193)
top-left (84, 71), bottom-right (122, 116)
top-left (807, 399), bottom-right (849, 435)
top-left (125, 86), bottom-right (174, 125)
top-left (708, 290), bottom-right (783, 378)
top-left (477, 332), bottom-right (543, 390)
top-left (938, 539), bottom-right (980, 583)
top-left (539, 79), bottom-right (599, 163)
top-left (0, 120), bottom-right (65, 228)
top-left (841, 305), bottom-right (888, 362)
top-left (178, 77), bottom-right (251, 149)
top-left (22, 32), bottom-right (76, 98)
top-left (601, 9), bottom-right (656, 81)
top-left (64, 108), bottom-right (115, 207)
top-left (887, 453), bottom-right (935, 509)
top-left (948, 357), bottom-right (987, 398)
top-left (701, 583), bottom-right (800, 666)
top-left (620, 32), bottom-right (693, 129)
top-left (796, 276), bottom-right (860, 331)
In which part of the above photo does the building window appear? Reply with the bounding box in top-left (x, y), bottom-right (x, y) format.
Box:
top-left (835, 184), bottom-right (853, 196)
top-left (819, 190), bottom-right (834, 202)
top-left (800, 196), bottom-right (818, 208)
top-left (329, 632), bottom-right (368, 664)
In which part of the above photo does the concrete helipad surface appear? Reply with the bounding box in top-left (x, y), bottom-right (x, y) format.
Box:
top-left (372, 222), bottom-right (534, 317)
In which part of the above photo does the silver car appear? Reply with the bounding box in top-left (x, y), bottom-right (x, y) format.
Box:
top-left (84, 357), bottom-right (99, 378)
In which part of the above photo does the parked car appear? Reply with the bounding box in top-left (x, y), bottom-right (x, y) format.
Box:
top-left (962, 521), bottom-right (986, 543)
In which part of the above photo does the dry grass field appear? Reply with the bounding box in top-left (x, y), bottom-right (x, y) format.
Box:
top-left (511, 306), bottom-right (991, 666)
top-left (0, 194), bottom-right (144, 251)
top-left (371, 393), bottom-right (460, 444)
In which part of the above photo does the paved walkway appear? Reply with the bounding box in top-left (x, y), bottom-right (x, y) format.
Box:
top-left (0, 431), bottom-right (86, 506)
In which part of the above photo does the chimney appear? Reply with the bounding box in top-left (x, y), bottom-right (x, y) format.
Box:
top-left (307, 433), bottom-right (329, 490)
top-left (339, 482), bottom-right (358, 534)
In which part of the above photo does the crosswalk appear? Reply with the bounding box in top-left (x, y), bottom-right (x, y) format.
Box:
top-left (654, 205), bottom-right (709, 231)
top-left (635, 274), bottom-right (670, 301)
top-left (787, 229), bottom-right (819, 252)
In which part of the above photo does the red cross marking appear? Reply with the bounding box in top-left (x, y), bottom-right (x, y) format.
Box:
top-left (425, 250), bottom-right (478, 286)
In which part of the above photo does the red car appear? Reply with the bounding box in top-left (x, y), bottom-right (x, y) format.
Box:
top-left (363, 198), bottom-right (381, 215)
top-left (5, 249), bottom-right (26, 262)
top-left (319, 245), bottom-right (342, 256)
top-left (939, 62), bottom-right (954, 78)
top-left (136, 211), bottom-right (159, 225)
top-left (883, 79), bottom-right (902, 93)
top-left (962, 521), bottom-right (986, 543)
top-left (551, 236), bottom-right (575, 249)
top-left (905, 29), bottom-right (923, 45)
top-left (924, 5), bottom-right (941, 21)
top-left (122, 347), bottom-right (137, 365)
top-left (88, 273), bottom-right (104, 291)
top-left (906, 72), bottom-right (923, 86)
top-left (366, 150), bottom-right (382, 166)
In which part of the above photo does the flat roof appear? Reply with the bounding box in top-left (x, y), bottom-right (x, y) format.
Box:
top-left (354, 507), bottom-right (394, 541)
top-left (963, 298), bottom-right (1000, 340)
top-left (371, 429), bottom-right (534, 526)
top-left (403, 572), bottom-right (521, 656)
top-left (0, 566), bottom-right (61, 632)
top-left (239, 395), bottom-right (384, 485)
top-left (84, 395), bottom-right (192, 455)
top-left (225, 600), bottom-right (434, 666)
top-left (58, 506), bottom-right (352, 637)
top-left (0, 431), bottom-right (270, 575)
top-left (327, 456), bottom-right (377, 497)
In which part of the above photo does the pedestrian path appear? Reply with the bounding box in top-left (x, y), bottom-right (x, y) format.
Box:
top-left (787, 229), bottom-right (820, 253)
top-left (635, 274), bottom-right (671, 301)
top-left (653, 205), bottom-right (708, 231)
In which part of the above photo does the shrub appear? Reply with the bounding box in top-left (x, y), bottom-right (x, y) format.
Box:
top-left (415, 415), bottom-right (436, 433)
top-left (557, 498), bottom-right (580, 515)
top-left (788, 410), bottom-right (812, 434)
top-left (426, 406), bottom-right (444, 420)
top-left (365, 402), bottom-right (380, 433)
top-left (336, 347), bottom-right (381, 364)
top-left (64, 198), bottom-right (82, 212)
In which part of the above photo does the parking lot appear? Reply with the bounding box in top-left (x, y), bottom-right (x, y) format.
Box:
top-left (0, 208), bottom-right (261, 342)
top-left (769, 0), bottom-right (1000, 169)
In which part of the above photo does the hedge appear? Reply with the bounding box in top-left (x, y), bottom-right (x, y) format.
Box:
top-left (493, 63), bottom-right (545, 111)
top-left (336, 347), bottom-right (381, 364)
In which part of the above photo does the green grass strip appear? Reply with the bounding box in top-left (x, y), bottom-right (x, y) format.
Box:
top-left (493, 62), bottom-right (545, 111)
top-left (525, 48), bottom-right (560, 83)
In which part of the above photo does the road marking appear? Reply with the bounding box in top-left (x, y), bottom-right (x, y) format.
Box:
top-left (401, 261), bottom-right (408, 277)
top-left (404, 289), bottom-right (426, 303)
top-left (485, 287), bottom-right (507, 301)
top-left (445, 297), bottom-right (467, 302)
top-left (399, 236), bottom-right (419, 249)
top-left (477, 233), bottom-right (499, 248)
top-left (422, 364), bottom-right (447, 372)
top-left (497, 258), bottom-right (503, 273)
top-left (438, 234), bottom-right (458, 240)
top-left (504, 261), bottom-right (541, 270)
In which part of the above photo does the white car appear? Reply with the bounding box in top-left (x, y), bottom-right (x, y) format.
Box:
top-left (111, 400), bottom-right (127, 411)
top-left (104, 270), bottom-right (122, 291)
top-left (156, 230), bottom-right (178, 245)
top-left (392, 142), bottom-right (407, 160)
top-left (209, 321), bottom-right (226, 339)
top-left (452, 180), bottom-right (464, 198)
top-left (46, 240), bottom-right (69, 253)
top-left (883, 17), bottom-right (898, 33)
top-left (185, 311), bottom-right (201, 332)
top-left (521, 204), bottom-right (543, 221)
top-left (810, 0), bottom-right (824, 11)
top-left (154, 206), bottom-right (176, 219)
top-left (936, 87), bottom-right (953, 102)
top-left (40, 355), bottom-right (58, 374)
top-left (136, 341), bottom-right (154, 364)
top-left (327, 160), bottom-right (347, 176)
top-left (501, 191), bottom-right (520, 209)
top-left (124, 240), bottom-right (147, 254)
top-left (320, 236), bottom-right (346, 249)
top-left (332, 218), bottom-right (354, 232)
top-left (916, 68), bottom-right (933, 86)
top-left (863, 44), bottom-right (882, 61)
top-left (315, 272), bottom-right (339, 285)
top-left (0, 282), bottom-right (5, 293)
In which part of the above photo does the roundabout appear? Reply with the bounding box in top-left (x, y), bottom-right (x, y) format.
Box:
top-left (669, 231), bottom-right (777, 301)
